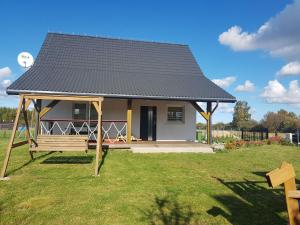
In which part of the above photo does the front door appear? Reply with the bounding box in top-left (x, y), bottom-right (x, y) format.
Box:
top-left (140, 106), bottom-right (157, 141)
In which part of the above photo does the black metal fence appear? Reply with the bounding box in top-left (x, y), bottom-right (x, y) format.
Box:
top-left (241, 128), bottom-right (269, 141)
top-left (292, 130), bottom-right (300, 144)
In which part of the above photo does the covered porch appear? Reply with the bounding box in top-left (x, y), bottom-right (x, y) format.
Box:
top-left (39, 98), bottom-right (216, 145)
top-left (0, 93), bottom-right (217, 178)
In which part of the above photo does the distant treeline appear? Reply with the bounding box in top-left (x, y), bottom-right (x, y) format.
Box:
top-left (0, 107), bottom-right (35, 125)
top-left (197, 101), bottom-right (300, 133)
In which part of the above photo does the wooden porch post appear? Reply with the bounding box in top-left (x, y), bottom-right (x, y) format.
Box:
top-left (95, 98), bottom-right (103, 176)
top-left (127, 99), bottom-right (132, 144)
top-left (206, 102), bottom-right (212, 145)
top-left (0, 95), bottom-right (24, 178)
top-left (190, 101), bottom-right (218, 145)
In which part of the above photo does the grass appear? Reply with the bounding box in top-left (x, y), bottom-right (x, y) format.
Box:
top-left (0, 138), bottom-right (299, 225)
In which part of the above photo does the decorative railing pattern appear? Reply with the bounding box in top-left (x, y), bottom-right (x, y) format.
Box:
top-left (40, 119), bottom-right (127, 143)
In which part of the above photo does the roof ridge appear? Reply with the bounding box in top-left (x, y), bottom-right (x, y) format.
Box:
top-left (47, 32), bottom-right (188, 47)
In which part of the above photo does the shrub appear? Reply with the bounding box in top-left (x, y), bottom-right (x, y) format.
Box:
top-left (279, 139), bottom-right (294, 146)
top-left (225, 140), bottom-right (268, 150)
top-left (225, 142), bottom-right (236, 150)
top-left (268, 136), bottom-right (282, 145)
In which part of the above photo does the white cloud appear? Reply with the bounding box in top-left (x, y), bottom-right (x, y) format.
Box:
top-left (196, 102), bottom-right (234, 115)
top-left (217, 103), bottom-right (234, 113)
top-left (212, 76), bottom-right (236, 88)
top-left (219, 0), bottom-right (300, 72)
top-left (235, 80), bottom-right (255, 92)
top-left (276, 61), bottom-right (300, 76)
top-left (0, 67), bottom-right (12, 79)
top-left (261, 79), bottom-right (300, 106)
top-left (1, 79), bottom-right (12, 88)
top-left (0, 80), bottom-right (12, 97)
top-left (219, 26), bottom-right (257, 51)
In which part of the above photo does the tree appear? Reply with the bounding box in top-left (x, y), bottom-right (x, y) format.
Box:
top-left (0, 107), bottom-right (35, 125)
top-left (232, 101), bottom-right (252, 129)
top-left (262, 109), bottom-right (300, 133)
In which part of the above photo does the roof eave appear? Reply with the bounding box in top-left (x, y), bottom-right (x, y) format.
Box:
top-left (6, 89), bottom-right (236, 103)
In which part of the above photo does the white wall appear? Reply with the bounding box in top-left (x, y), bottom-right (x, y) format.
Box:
top-left (42, 98), bottom-right (196, 141)
top-left (131, 99), bottom-right (196, 141)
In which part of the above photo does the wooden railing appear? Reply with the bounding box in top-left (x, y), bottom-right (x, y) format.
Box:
top-left (40, 119), bottom-right (127, 143)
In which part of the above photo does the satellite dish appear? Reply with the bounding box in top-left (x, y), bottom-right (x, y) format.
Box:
top-left (17, 52), bottom-right (34, 68)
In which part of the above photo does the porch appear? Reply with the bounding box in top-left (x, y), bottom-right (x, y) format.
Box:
top-left (39, 117), bottom-right (213, 153)
top-left (1, 94), bottom-right (216, 178)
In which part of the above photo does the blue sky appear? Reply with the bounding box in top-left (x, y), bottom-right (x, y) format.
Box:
top-left (0, 0), bottom-right (299, 123)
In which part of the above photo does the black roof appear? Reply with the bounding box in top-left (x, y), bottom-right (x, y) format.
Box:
top-left (7, 33), bottom-right (235, 102)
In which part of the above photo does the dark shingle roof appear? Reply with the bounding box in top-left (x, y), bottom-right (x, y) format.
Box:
top-left (7, 33), bottom-right (235, 102)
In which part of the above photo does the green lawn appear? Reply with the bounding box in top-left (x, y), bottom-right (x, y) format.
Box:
top-left (0, 138), bottom-right (299, 225)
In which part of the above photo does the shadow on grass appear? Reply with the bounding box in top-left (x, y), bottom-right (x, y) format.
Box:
top-left (97, 149), bottom-right (108, 175)
top-left (41, 155), bottom-right (94, 164)
top-left (7, 152), bottom-right (54, 176)
top-left (141, 194), bottom-right (200, 225)
top-left (207, 177), bottom-right (286, 225)
top-left (253, 171), bottom-right (300, 184)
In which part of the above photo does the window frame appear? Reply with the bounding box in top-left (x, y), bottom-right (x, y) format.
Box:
top-left (167, 106), bottom-right (185, 123)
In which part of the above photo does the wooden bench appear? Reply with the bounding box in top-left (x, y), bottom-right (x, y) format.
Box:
top-left (30, 135), bottom-right (89, 152)
top-left (266, 162), bottom-right (300, 225)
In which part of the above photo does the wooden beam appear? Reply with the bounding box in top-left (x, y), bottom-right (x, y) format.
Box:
top-left (12, 140), bottom-right (29, 149)
top-left (34, 99), bottom-right (41, 142)
top-left (24, 94), bottom-right (103, 102)
top-left (40, 100), bottom-right (60, 118)
top-left (266, 162), bottom-right (296, 187)
top-left (190, 101), bottom-right (205, 113)
top-left (207, 102), bottom-right (212, 145)
top-left (92, 101), bottom-right (100, 114)
top-left (284, 178), bottom-right (299, 225)
top-left (266, 162), bottom-right (300, 225)
top-left (24, 99), bottom-right (32, 111)
top-left (22, 101), bottom-right (32, 144)
top-left (190, 101), bottom-right (209, 121)
top-left (212, 101), bottom-right (219, 114)
top-left (22, 101), bottom-right (33, 159)
top-left (288, 190), bottom-right (300, 199)
top-left (127, 99), bottom-right (132, 144)
top-left (1, 95), bottom-right (24, 178)
top-left (190, 101), bottom-right (214, 145)
top-left (95, 98), bottom-right (103, 176)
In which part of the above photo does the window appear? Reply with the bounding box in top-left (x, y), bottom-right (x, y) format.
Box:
top-left (167, 107), bottom-right (184, 122)
top-left (73, 103), bottom-right (87, 121)
top-left (90, 104), bottom-right (98, 120)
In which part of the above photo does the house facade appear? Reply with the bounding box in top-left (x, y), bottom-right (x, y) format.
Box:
top-left (7, 33), bottom-right (236, 144)
top-left (41, 99), bottom-right (196, 142)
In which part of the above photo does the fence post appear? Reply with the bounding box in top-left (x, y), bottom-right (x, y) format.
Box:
top-left (297, 128), bottom-right (299, 148)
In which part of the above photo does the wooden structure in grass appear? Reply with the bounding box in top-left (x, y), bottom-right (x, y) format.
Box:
top-left (0, 94), bottom-right (104, 178)
top-left (266, 162), bottom-right (300, 225)
top-left (190, 101), bottom-right (218, 145)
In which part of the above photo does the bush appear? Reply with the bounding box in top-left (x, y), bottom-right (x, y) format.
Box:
top-left (279, 139), bottom-right (295, 146)
top-left (225, 136), bottom-right (295, 150)
top-left (225, 140), bottom-right (268, 150)
top-left (224, 142), bottom-right (236, 150)
top-left (213, 136), bottom-right (239, 144)
top-left (267, 136), bottom-right (282, 145)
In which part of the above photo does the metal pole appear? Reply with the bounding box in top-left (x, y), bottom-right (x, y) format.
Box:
top-left (297, 128), bottom-right (299, 148)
